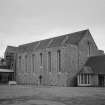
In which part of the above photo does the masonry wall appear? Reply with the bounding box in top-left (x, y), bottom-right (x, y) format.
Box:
top-left (16, 44), bottom-right (79, 86)
top-left (44, 45), bottom-right (78, 86)
top-left (78, 31), bottom-right (98, 70)
top-left (91, 74), bottom-right (99, 86)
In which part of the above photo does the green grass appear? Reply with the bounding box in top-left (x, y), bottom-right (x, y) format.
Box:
top-left (0, 86), bottom-right (105, 105)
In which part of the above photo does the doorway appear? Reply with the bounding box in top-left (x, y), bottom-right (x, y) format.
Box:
top-left (39, 75), bottom-right (42, 85)
top-left (98, 75), bottom-right (105, 87)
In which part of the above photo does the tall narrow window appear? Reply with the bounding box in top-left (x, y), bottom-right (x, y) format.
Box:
top-left (57, 50), bottom-right (61, 72)
top-left (40, 53), bottom-right (43, 66)
top-left (87, 41), bottom-right (91, 57)
top-left (32, 54), bottom-right (35, 72)
top-left (25, 55), bottom-right (28, 72)
top-left (48, 52), bottom-right (51, 72)
top-left (19, 56), bottom-right (21, 70)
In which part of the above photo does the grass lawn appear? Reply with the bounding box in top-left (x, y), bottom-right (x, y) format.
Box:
top-left (0, 85), bottom-right (105, 105)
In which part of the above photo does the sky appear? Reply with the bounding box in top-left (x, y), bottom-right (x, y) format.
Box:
top-left (0, 0), bottom-right (105, 57)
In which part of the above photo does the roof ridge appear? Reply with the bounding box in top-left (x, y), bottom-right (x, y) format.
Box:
top-left (19, 29), bottom-right (89, 47)
top-left (18, 29), bottom-right (89, 52)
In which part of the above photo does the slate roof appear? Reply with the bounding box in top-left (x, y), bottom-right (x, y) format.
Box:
top-left (18, 29), bottom-right (89, 52)
top-left (5, 46), bottom-right (17, 57)
top-left (64, 30), bottom-right (87, 45)
top-left (82, 55), bottom-right (105, 74)
top-left (79, 66), bottom-right (94, 74)
top-left (36, 39), bottom-right (51, 49)
top-left (49, 35), bottom-right (66, 47)
top-left (5, 46), bottom-right (17, 53)
top-left (18, 41), bottom-right (39, 52)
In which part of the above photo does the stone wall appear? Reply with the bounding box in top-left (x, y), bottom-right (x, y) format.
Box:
top-left (15, 31), bottom-right (99, 86)
top-left (16, 45), bottom-right (79, 86)
top-left (91, 74), bottom-right (99, 86)
top-left (78, 31), bottom-right (98, 70)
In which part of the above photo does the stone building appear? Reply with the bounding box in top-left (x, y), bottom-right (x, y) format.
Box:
top-left (4, 29), bottom-right (105, 86)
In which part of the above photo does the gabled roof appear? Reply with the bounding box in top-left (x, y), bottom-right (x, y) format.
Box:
top-left (49, 35), bottom-right (66, 47)
top-left (18, 29), bottom-right (89, 52)
top-left (82, 55), bottom-right (105, 74)
top-left (5, 46), bottom-right (17, 53)
top-left (64, 30), bottom-right (88, 45)
top-left (36, 39), bottom-right (51, 49)
top-left (18, 41), bottom-right (39, 52)
top-left (79, 66), bottom-right (94, 74)
top-left (5, 46), bottom-right (17, 56)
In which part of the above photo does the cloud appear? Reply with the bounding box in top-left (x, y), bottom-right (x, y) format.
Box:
top-left (0, 0), bottom-right (105, 57)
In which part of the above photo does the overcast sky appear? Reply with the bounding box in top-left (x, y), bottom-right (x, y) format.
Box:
top-left (0, 0), bottom-right (105, 57)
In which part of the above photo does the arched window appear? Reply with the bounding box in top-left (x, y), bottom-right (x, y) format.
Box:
top-left (19, 56), bottom-right (21, 70)
top-left (25, 55), bottom-right (28, 72)
top-left (32, 54), bottom-right (35, 72)
top-left (40, 53), bottom-right (43, 66)
top-left (57, 50), bottom-right (61, 72)
top-left (87, 41), bottom-right (91, 57)
top-left (48, 52), bottom-right (51, 72)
